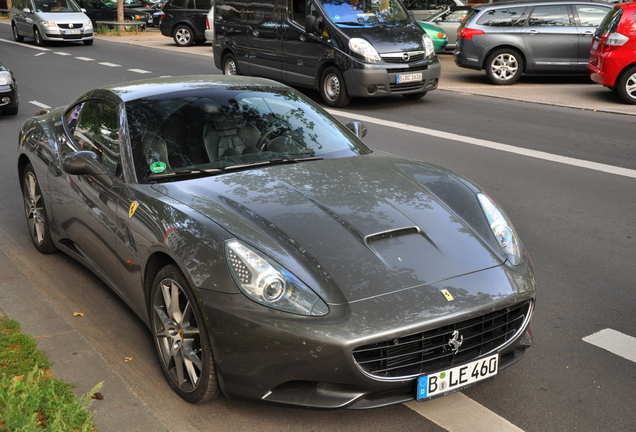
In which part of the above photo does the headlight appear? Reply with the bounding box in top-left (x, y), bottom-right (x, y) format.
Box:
top-left (0, 71), bottom-right (12, 86)
top-left (477, 193), bottom-right (523, 266)
top-left (225, 240), bottom-right (329, 316)
top-left (349, 38), bottom-right (381, 63)
top-left (422, 34), bottom-right (435, 58)
top-left (40, 20), bottom-right (56, 28)
top-left (84, 20), bottom-right (93, 27)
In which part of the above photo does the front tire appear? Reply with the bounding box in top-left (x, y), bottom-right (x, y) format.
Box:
top-left (485, 48), bottom-right (523, 85)
top-left (22, 163), bottom-right (57, 254)
top-left (616, 65), bottom-right (636, 105)
top-left (150, 264), bottom-right (221, 403)
top-left (222, 53), bottom-right (238, 75)
top-left (34, 27), bottom-right (45, 46)
top-left (320, 66), bottom-right (351, 108)
top-left (173, 25), bottom-right (194, 47)
top-left (12, 24), bottom-right (24, 42)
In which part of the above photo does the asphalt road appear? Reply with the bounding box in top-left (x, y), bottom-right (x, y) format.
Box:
top-left (0, 23), bottom-right (635, 432)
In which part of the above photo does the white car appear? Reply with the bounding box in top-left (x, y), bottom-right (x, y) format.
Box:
top-left (205, 6), bottom-right (214, 43)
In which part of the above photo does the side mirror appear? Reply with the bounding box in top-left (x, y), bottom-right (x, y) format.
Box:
top-left (345, 121), bottom-right (368, 139)
top-left (305, 15), bottom-right (324, 34)
top-left (62, 151), bottom-right (114, 188)
top-left (23, 7), bottom-right (32, 12)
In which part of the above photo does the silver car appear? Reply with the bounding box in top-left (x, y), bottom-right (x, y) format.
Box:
top-left (454, 0), bottom-right (611, 84)
top-left (11, 0), bottom-right (94, 46)
top-left (424, 6), bottom-right (470, 52)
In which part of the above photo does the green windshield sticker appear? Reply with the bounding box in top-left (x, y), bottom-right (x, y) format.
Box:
top-left (150, 162), bottom-right (167, 173)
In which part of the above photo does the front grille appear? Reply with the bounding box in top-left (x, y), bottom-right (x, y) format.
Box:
top-left (382, 53), bottom-right (425, 64)
top-left (389, 82), bottom-right (425, 92)
top-left (353, 300), bottom-right (532, 379)
top-left (58, 23), bottom-right (84, 29)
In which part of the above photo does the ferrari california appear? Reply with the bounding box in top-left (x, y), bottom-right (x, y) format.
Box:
top-left (18, 76), bottom-right (535, 409)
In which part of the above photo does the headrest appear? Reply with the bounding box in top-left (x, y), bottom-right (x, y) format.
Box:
top-left (214, 111), bottom-right (243, 131)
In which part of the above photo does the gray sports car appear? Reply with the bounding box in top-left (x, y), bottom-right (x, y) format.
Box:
top-left (18, 76), bottom-right (535, 409)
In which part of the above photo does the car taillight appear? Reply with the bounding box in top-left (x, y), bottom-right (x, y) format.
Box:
top-left (206, 16), bottom-right (210, 30)
top-left (600, 32), bottom-right (629, 52)
top-left (459, 27), bottom-right (485, 40)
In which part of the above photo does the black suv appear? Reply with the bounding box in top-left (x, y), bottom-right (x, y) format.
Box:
top-left (454, 0), bottom-right (612, 84)
top-left (159, 0), bottom-right (211, 46)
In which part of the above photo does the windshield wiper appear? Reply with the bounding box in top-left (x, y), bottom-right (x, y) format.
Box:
top-left (148, 167), bottom-right (223, 181)
top-left (222, 156), bottom-right (324, 172)
top-left (336, 21), bottom-right (367, 26)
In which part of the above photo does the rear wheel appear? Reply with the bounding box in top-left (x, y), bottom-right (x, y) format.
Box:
top-left (22, 163), bottom-right (57, 254)
top-left (320, 66), bottom-right (351, 108)
top-left (12, 23), bottom-right (24, 42)
top-left (616, 65), bottom-right (636, 105)
top-left (485, 48), bottom-right (523, 85)
top-left (173, 25), bottom-right (194, 47)
top-left (150, 264), bottom-right (221, 403)
top-left (222, 53), bottom-right (238, 75)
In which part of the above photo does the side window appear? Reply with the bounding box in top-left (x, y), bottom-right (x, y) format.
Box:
top-left (215, 1), bottom-right (245, 22)
top-left (170, 0), bottom-right (188, 8)
top-left (476, 7), bottom-right (527, 27)
top-left (574, 5), bottom-right (609, 27)
top-left (67, 100), bottom-right (122, 176)
top-left (290, 0), bottom-right (306, 25)
top-left (527, 5), bottom-right (572, 27)
top-left (195, 0), bottom-right (211, 10)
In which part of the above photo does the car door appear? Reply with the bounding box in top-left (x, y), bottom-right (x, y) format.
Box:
top-left (572, 3), bottom-right (610, 71)
top-left (15, 0), bottom-right (36, 36)
top-left (246, 0), bottom-right (283, 80)
top-left (52, 99), bottom-right (125, 292)
top-left (522, 4), bottom-right (578, 72)
top-left (282, 0), bottom-right (325, 86)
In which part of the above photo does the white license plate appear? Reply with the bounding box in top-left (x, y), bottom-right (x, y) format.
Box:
top-left (63, 29), bottom-right (81, 35)
top-left (396, 72), bottom-right (422, 84)
top-left (592, 39), bottom-right (599, 50)
top-left (416, 354), bottom-right (498, 400)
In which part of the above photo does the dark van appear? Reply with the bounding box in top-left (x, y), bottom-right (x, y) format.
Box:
top-left (212, 0), bottom-right (441, 107)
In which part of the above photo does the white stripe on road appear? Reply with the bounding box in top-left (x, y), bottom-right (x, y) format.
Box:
top-left (75, 57), bottom-right (94, 61)
top-left (35, 52), bottom-right (46, 56)
top-left (405, 393), bottom-right (524, 432)
top-left (54, 52), bottom-right (72, 56)
top-left (99, 62), bottom-right (121, 67)
top-left (583, 329), bottom-right (636, 363)
top-left (0, 39), bottom-right (50, 51)
top-left (327, 109), bottom-right (636, 180)
top-left (128, 68), bottom-right (152, 74)
top-left (29, 101), bottom-right (51, 109)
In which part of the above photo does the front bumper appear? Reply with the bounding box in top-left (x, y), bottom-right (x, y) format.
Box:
top-left (200, 263), bottom-right (535, 409)
top-left (342, 57), bottom-right (441, 97)
top-left (42, 26), bottom-right (93, 42)
top-left (0, 84), bottom-right (18, 111)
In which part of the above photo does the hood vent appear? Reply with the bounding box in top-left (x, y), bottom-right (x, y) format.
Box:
top-left (364, 227), bottom-right (420, 245)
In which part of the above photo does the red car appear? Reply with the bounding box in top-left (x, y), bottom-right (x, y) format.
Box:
top-left (588, 1), bottom-right (636, 104)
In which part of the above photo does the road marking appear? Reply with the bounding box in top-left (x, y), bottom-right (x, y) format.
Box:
top-left (583, 329), bottom-right (636, 363)
top-left (54, 52), bottom-right (72, 56)
top-left (75, 56), bottom-right (94, 61)
top-left (128, 68), bottom-right (152, 74)
top-left (405, 393), bottom-right (524, 432)
top-left (99, 62), bottom-right (121, 67)
top-left (327, 109), bottom-right (636, 180)
top-left (29, 101), bottom-right (51, 109)
top-left (0, 38), bottom-right (50, 51)
top-left (35, 52), bottom-right (46, 56)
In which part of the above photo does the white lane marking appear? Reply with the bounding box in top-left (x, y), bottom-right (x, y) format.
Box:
top-left (99, 62), bottom-right (121, 67)
top-left (327, 109), bottom-right (636, 180)
top-left (54, 52), bottom-right (72, 56)
top-left (35, 52), bottom-right (46, 56)
top-left (29, 101), bottom-right (51, 109)
top-left (583, 329), bottom-right (636, 363)
top-left (0, 38), bottom-right (50, 51)
top-left (75, 56), bottom-right (94, 61)
top-left (405, 393), bottom-right (524, 432)
top-left (128, 68), bottom-right (152, 74)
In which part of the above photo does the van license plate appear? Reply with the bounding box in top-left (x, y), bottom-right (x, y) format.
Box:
top-left (396, 73), bottom-right (422, 84)
top-left (63, 29), bottom-right (81, 35)
top-left (416, 354), bottom-right (498, 400)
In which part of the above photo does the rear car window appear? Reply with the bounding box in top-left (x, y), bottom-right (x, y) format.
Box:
top-left (574, 5), bottom-right (610, 27)
top-left (595, 5), bottom-right (622, 36)
top-left (476, 7), bottom-right (527, 27)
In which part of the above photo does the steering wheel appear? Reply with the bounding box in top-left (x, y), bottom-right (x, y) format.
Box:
top-left (257, 124), bottom-right (290, 151)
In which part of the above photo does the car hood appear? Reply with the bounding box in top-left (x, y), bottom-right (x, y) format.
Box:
top-left (152, 153), bottom-right (503, 303)
top-left (337, 23), bottom-right (424, 54)
top-left (36, 12), bottom-right (90, 22)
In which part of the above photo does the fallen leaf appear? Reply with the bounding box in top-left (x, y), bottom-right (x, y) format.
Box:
top-left (124, 357), bottom-right (133, 362)
top-left (73, 312), bottom-right (85, 317)
top-left (91, 392), bottom-right (105, 400)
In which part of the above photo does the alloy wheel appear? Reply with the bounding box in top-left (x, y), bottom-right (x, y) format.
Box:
top-left (490, 53), bottom-right (519, 81)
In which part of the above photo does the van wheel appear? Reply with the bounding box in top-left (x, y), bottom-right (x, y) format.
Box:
top-left (485, 48), bottom-right (523, 85)
top-left (403, 92), bottom-right (427, 100)
top-left (12, 24), bottom-right (24, 42)
top-left (616, 65), bottom-right (636, 105)
top-left (320, 66), bottom-right (350, 108)
top-left (173, 25), bottom-right (194, 47)
top-left (223, 54), bottom-right (239, 75)
top-left (34, 28), bottom-right (46, 46)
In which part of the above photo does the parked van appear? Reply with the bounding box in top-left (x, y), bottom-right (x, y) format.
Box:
top-left (212, 0), bottom-right (441, 107)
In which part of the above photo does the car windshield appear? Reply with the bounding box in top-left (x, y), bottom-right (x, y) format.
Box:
top-left (320, 0), bottom-right (409, 27)
top-left (125, 87), bottom-right (371, 183)
top-left (34, 0), bottom-right (82, 12)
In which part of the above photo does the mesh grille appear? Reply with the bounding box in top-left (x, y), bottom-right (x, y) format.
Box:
top-left (353, 300), bottom-right (532, 379)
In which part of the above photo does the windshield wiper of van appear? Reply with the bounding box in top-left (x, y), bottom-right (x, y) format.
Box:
top-left (336, 21), bottom-right (367, 26)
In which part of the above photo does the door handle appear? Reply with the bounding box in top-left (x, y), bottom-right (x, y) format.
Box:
top-left (579, 31), bottom-right (594, 36)
top-left (524, 30), bottom-right (539, 34)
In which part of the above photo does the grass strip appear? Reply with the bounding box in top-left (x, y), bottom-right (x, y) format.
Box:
top-left (0, 318), bottom-right (101, 431)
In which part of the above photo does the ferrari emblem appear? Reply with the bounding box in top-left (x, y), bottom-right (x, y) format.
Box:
top-left (128, 201), bottom-right (139, 219)
top-left (441, 289), bottom-right (454, 301)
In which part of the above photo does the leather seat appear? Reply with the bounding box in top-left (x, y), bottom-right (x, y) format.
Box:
top-left (203, 111), bottom-right (259, 161)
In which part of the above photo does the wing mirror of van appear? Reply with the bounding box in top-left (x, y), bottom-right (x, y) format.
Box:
top-left (305, 15), bottom-right (324, 35)
top-left (345, 121), bottom-right (368, 139)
